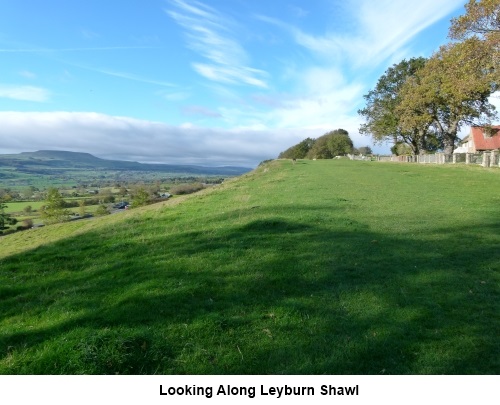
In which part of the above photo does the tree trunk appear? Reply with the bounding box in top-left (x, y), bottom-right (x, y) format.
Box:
top-left (442, 134), bottom-right (456, 154)
top-left (439, 120), bottom-right (459, 155)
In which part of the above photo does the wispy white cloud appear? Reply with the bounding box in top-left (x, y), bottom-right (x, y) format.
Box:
top-left (131, 35), bottom-right (161, 46)
top-left (350, 0), bottom-right (464, 66)
top-left (167, 0), bottom-right (268, 88)
top-left (80, 29), bottom-right (100, 40)
top-left (18, 70), bottom-right (37, 79)
top-left (159, 90), bottom-right (191, 101)
top-left (0, 46), bottom-right (158, 53)
top-left (0, 85), bottom-right (50, 102)
top-left (289, 5), bottom-right (309, 18)
top-left (66, 62), bottom-right (175, 87)
top-left (1, 40), bottom-right (172, 88)
top-left (181, 105), bottom-right (222, 118)
top-left (259, 0), bottom-right (464, 68)
top-left (192, 64), bottom-right (267, 88)
top-left (90, 68), bottom-right (176, 87)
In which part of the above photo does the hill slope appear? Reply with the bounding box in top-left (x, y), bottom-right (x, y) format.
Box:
top-left (0, 160), bottom-right (499, 374)
top-left (0, 149), bottom-right (252, 178)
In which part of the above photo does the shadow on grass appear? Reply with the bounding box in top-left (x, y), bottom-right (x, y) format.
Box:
top-left (0, 209), bottom-right (499, 374)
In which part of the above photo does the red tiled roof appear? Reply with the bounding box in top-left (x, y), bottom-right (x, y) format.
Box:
top-left (471, 126), bottom-right (500, 150)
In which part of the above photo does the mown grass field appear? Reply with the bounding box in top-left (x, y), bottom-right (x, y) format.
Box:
top-left (2, 201), bottom-right (107, 232)
top-left (0, 160), bottom-right (498, 374)
top-left (3, 201), bottom-right (46, 214)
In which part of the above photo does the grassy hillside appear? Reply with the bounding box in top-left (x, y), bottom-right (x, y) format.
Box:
top-left (0, 160), bottom-right (499, 374)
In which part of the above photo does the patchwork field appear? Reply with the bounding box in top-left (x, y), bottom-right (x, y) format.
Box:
top-left (0, 159), bottom-right (498, 374)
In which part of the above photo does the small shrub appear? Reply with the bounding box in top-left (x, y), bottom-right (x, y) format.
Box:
top-left (95, 205), bottom-right (110, 216)
top-left (78, 200), bottom-right (86, 217)
top-left (41, 188), bottom-right (71, 224)
top-left (63, 200), bottom-right (79, 208)
top-left (259, 159), bottom-right (274, 166)
top-left (102, 195), bottom-right (116, 203)
top-left (131, 188), bottom-right (150, 208)
top-left (22, 219), bottom-right (34, 228)
top-left (170, 183), bottom-right (205, 195)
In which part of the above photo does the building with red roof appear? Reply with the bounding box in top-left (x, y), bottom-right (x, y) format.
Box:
top-left (455, 126), bottom-right (500, 153)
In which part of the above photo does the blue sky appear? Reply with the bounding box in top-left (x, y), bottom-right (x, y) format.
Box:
top-left (0, 0), bottom-right (472, 166)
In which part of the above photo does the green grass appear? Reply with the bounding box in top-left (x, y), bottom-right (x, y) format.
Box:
top-left (3, 201), bottom-right (46, 214)
top-left (1, 201), bottom-right (104, 233)
top-left (0, 160), bottom-right (498, 374)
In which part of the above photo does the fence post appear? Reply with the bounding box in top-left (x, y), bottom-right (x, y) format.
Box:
top-left (465, 153), bottom-right (470, 164)
top-left (490, 150), bottom-right (497, 167)
top-left (452, 154), bottom-right (457, 164)
top-left (482, 152), bottom-right (490, 168)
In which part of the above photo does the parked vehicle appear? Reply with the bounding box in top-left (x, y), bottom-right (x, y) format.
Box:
top-left (113, 201), bottom-right (129, 209)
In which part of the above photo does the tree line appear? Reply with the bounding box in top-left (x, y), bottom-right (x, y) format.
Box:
top-left (278, 129), bottom-right (372, 160)
top-left (358, 0), bottom-right (499, 155)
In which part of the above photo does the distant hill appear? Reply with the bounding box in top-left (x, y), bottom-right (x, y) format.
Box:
top-left (0, 150), bottom-right (252, 176)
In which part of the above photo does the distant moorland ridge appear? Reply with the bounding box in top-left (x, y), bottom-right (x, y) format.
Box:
top-left (0, 150), bottom-right (252, 176)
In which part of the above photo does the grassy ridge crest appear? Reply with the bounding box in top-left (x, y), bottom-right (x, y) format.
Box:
top-left (1, 160), bottom-right (499, 374)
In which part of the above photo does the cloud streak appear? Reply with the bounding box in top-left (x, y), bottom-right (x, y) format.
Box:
top-left (167, 0), bottom-right (268, 88)
top-left (258, 0), bottom-right (463, 68)
top-left (0, 85), bottom-right (50, 102)
top-left (63, 62), bottom-right (176, 87)
top-left (0, 46), bottom-right (159, 53)
top-left (18, 70), bottom-right (37, 79)
top-left (182, 105), bottom-right (222, 118)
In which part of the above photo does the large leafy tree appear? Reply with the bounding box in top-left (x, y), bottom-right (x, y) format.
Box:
top-left (397, 38), bottom-right (498, 154)
top-left (306, 129), bottom-right (353, 159)
top-left (450, 0), bottom-right (499, 83)
top-left (357, 146), bottom-right (373, 155)
top-left (450, 0), bottom-right (499, 40)
top-left (306, 135), bottom-right (333, 159)
top-left (326, 129), bottom-right (354, 156)
top-left (278, 137), bottom-right (315, 159)
top-left (358, 57), bottom-right (433, 154)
